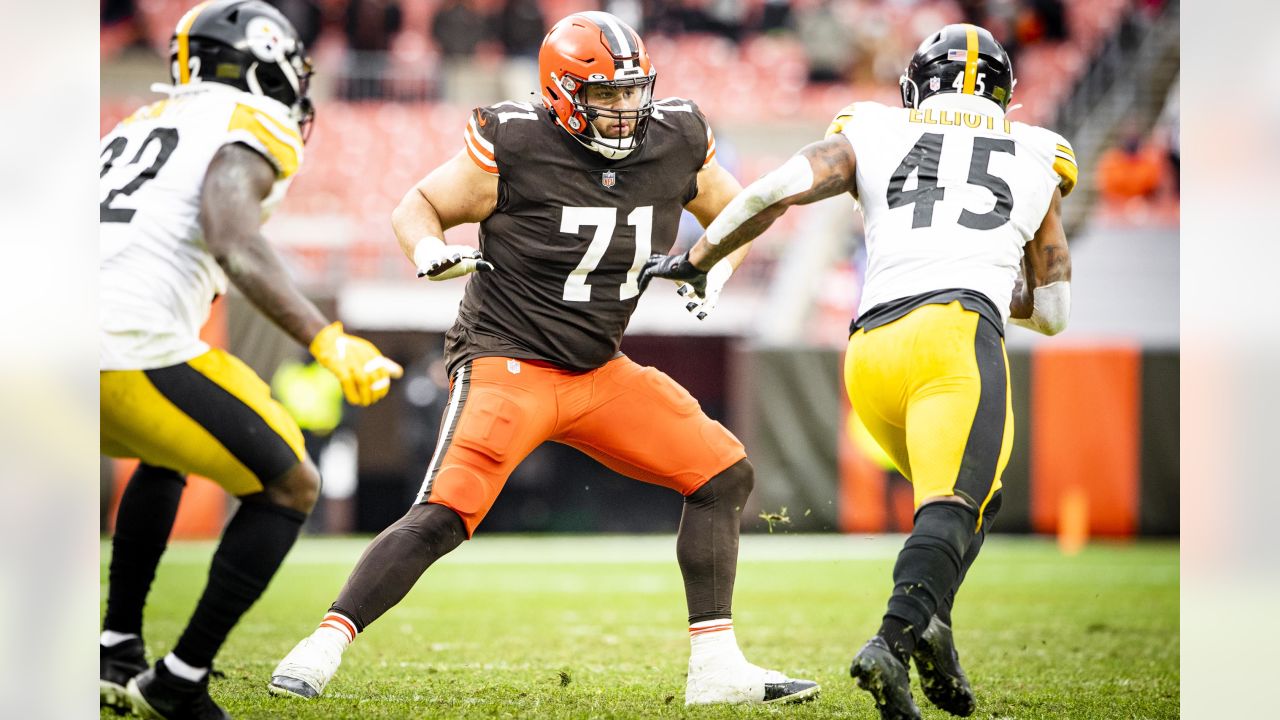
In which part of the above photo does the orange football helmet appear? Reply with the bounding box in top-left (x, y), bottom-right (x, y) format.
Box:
top-left (538, 11), bottom-right (656, 160)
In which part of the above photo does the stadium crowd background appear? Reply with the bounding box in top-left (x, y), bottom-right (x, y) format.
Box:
top-left (99, 0), bottom-right (1180, 542)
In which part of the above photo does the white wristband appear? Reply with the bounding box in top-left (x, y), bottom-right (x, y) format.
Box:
top-left (1009, 281), bottom-right (1070, 335)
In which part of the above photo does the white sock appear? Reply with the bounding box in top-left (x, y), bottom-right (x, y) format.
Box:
top-left (163, 653), bottom-right (208, 682)
top-left (689, 619), bottom-right (746, 666)
top-left (315, 612), bottom-right (357, 650)
top-left (100, 630), bottom-right (139, 647)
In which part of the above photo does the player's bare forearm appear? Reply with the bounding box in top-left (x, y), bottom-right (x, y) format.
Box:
top-left (689, 204), bottom-right (786, 268)
top-left (200, 144), bottom-right (329, 346)
top-left (1011, 190), bottom-right (1071, 319)
top-left (1010, 188), bottom-right (1072, 331)
top-left (219, 232), bottom-right (330, 344)
top-left (393, 151), bottom-right (500, 264)
top-left (392, 189), bottom-right (447, 263)
top-left (689, 135), bottom-right (856, 270)
top-left (724, 243), bottom-right (752, 271)
top-left (684, 160), bottom-right (754, 271)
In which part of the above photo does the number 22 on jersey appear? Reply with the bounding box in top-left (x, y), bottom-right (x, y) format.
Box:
top-left (560, 205), bottom-right (652, 302)
top-left (100, 128), bottom-right (180, 223)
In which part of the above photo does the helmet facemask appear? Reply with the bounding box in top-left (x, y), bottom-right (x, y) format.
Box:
top-left (539, 11), bottom-right (657, 161)
top-left (246, 50), bottom-right (315, 140)
top-left (563, 74), bottom-right (654, 160)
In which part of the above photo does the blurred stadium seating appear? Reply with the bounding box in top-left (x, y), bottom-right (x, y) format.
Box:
top-left (102, 0), bottom-right (1154, 287)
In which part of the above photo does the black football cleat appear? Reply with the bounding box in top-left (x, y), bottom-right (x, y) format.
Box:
top-left (100, 638), bottom-right (148, 714)
top-left (913, 617), bottom-right (976, 716)
top-left (850, 636), bottom-right (922, 720)
top-left (127, 660), bottom-right (232, 720)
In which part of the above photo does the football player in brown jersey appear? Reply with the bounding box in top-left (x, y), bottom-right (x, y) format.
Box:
top-left (268, 11), bottom-right (818, 707)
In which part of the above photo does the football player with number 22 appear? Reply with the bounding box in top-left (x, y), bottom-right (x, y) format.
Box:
top-left (99, 2), bottom-right (402, 719)
top-left (642, 23), bottom-right (1077, 720)
top-left (269, 11), bottom-right (818, 707)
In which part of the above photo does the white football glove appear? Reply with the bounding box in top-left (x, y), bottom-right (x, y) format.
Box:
top-left (676, 258), bottom-right (733, 321)
top-left (413, 238), bottom-right (494, 281)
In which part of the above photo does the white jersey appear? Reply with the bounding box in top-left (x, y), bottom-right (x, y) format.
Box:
top-left (99, 83), bottom-right (303, 370)
top-left (829, 94), bottom-right (1078, 324)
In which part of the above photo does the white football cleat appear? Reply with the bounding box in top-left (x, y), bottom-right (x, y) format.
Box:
top-left (267, 635), bottom-right (345, 699)
top-left (685, 658), bottom-right (820, 705)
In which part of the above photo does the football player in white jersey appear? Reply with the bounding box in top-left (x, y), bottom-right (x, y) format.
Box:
top-left (99, 2), bottom-right (401, 718)
top-left (642, 24), bottom-right (1076, 720)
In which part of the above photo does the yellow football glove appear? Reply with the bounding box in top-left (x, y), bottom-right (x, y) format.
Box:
top-left (309, 322), bottom-right (404, 406)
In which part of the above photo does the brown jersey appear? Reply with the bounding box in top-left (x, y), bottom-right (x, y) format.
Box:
top-left (444, 98), bottom-right (717, 373)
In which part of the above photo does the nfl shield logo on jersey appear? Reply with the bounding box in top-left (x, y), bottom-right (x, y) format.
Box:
top-left (601, 170), bottom-right (616, 189)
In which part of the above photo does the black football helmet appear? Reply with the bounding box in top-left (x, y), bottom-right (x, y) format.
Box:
top-left (899, 24), bottom-right (1014, 111)
top-left (170, 0), bottom-right (315, 136)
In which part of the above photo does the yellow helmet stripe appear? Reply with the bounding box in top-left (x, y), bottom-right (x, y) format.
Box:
top-left (962, 24), bottom-right (979, 95)
top-left (176, 1), bottom-right (213, 84)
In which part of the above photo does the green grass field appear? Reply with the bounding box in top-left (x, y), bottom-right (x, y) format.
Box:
top-left (100, 534), bottom-right (1178, 719)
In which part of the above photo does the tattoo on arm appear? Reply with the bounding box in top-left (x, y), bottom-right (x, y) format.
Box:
top-left (1041, 243), bottom-right (1071, 283)
top-left (692, 135), bottom-right (856, 268)
top-left (793, 136), bottom-right (858, 204)
top-left (1011, 188), bottom-right (1071, 319)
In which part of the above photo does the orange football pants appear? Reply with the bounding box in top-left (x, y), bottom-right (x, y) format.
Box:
top-left (415, 356), bottom-right (746, 536)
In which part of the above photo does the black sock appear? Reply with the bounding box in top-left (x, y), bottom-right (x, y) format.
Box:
top-left (331, 502), bottom-right (467, 631)
top-left (104, 464), bottom-right (186, 636)
top-left (936, 492), bottom-right (1003, 628)
top-left (879, 502), bottom-right (977, 664)
top-left (171, 497), bottom-right (305, 668)
top-left (877, 615), bottom-right (916, 663)
top-left (676, 460), bottom-right (754, 624)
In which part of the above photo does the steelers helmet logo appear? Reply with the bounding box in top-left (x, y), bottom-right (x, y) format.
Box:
top-left (246, 17), bottom-right (289, 62)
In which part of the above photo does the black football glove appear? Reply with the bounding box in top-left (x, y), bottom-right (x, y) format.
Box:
top-left (638, 251), bottom-right (709, 296)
